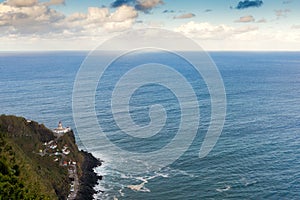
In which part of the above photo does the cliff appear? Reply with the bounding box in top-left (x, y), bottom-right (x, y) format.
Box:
top-left (0, 115), bottom-right (102, 200)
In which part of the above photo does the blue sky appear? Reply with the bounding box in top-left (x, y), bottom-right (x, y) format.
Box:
top-left (0, 0), bottom-right (299, 50)
top-left (48, 0), bottom-right (299, 25)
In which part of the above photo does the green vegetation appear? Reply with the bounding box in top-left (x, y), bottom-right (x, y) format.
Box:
top-left (0, 136), bottom-right (46, 199)
top-left (0, 115), bottom-right (84, 200)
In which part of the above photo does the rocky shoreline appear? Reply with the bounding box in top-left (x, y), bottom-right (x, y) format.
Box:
top-left (76, 151), bottom-right (103, 200)
top-left (0, 115), bottom-right (104, 200)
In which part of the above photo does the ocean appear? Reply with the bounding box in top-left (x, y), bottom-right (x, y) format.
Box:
top-left (0, 51), bottom-right (299, 199)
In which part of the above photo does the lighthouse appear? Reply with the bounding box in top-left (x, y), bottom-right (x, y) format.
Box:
top-left (57, 121), bottom-right (63, 130)
top-left (53, 121), bottom-right (71, 134)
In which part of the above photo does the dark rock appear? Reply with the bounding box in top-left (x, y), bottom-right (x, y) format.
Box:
top-left (76, 151), bottom-right (102, 200)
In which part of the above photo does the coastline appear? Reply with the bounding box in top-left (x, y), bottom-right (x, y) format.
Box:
top-left (53, 122), bottom-right (103, 199)
top-left (76, 151), bottom-right (103, 200)
top-left (0, 115), bottom-right (103, 200)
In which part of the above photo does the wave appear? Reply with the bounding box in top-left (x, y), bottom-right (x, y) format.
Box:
top-left (216, 185), bottom-right (231, 192)
top-left (126, 172), bottom-right (169, 192)
top-left (244, 180), bottom-right (257, 187)
top-left (240, 177), bottom-right (257, 187)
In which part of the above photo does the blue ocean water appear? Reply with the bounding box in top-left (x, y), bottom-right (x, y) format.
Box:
top-left (0, 51), bottom-right (300, 199)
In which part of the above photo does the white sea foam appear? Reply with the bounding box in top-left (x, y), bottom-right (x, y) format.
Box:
top-left (127, 176), bottom-right (149, 192)
top-left (118, 188), bottom-right (125, 197)
top-left (216, 185), bottom-right (231, 192)
top-left (245, 180), bottom-right (257, 187)
top-left (162, 166), bottom-right (196, 178)
top-left (126, 170), bottom-right (171, 193)
top-left (240, 177), bottom-right (257, 187)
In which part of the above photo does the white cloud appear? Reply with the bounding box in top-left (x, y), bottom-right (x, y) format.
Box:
top-left (173, 13), bottom-right (195, 19)
top-left (103, 20), bottom-right (135, 32)
top-left (44, 0), bottom-right (65, 6)
top-left (136, 0), bottom-right (163, 11)
top-left (174, 20), bottom-right (300, 50)
top-left (257, 18), bottom-right (267, 23)
top-left (110, 5), bottom-right (137, 22)
top-left (275, 9), bottom-right (290, 18)
top-left (235, 15), bottom-right (255, 23)
top-left (0, 1), bottom-right (138, 37)
top-left (0, 3), bottom-right (65, 34)
top-left (5, 0), bottom-right (38, 7)
top-left (175, 21), bottom-right (258, 40)
top-left (68, 5), bottom-right (138, 33)
top-left (175, 21), bottom-right (231, 39)
top-left (87, 7), bottom-right (109, 22)
top-left (291, 25), bottom-right (300, 29)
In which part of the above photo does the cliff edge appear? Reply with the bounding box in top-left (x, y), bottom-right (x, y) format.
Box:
top-left (0, 115), bottom-right (102, 200)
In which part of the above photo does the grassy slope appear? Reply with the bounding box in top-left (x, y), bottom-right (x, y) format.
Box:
top-left (0, 115), bottom-right (84, 200)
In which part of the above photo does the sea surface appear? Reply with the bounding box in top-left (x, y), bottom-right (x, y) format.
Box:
top-left (0, 51), bottom-right (299, 199)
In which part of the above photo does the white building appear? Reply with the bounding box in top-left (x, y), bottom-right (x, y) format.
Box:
top-left (53, 121), bottom-right (71, 134)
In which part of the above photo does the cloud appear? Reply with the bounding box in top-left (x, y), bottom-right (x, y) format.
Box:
top-left (5, 0), bottom-right (38, 7)
top-left (283, 0), bottom-right (293, 4)
top-left (175, 21), bottom-right (258, 40)
top-left (0, 0), bottom-right (138, 36)
top-left (64, 5), bottom-right (138, 33)
top-left (111, 0), bottom-right (163, 13)
top-left (204, 9), bottom-right (212, 12)
top-left (275, 9), bottom-right (290, 18)
top-left (0, 3), bottom-right (65, 35)
top-left (135, 0), bottom-right (163, 12)
top-left (162, 9), bottom-right (174, 13)
top-left (173, 13), bottom-right (195, 19)
top-left (256, 18), bottom-right (266, 23)
top-left (234, 26), bottom-right (258, 34)
top-left (291, 25), bottom-right (300, 29)
top-left (235, 0), bottom-right (263, 9)
top-left (110, 5), bottom-right (138, 22)
top-left (235, 15), bottom-right (255, 23)
top-left (175, 21), bottom-right (300, 51)
top-left (44, 0), bottom-right (65, 6)
top-left (111, 0), bottom-right (135, 8)
top-left (86, 7), bottom-right (109, 21)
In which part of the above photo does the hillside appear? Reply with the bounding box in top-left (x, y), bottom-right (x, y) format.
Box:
top-left (0, 115), bottom-right (102, 200)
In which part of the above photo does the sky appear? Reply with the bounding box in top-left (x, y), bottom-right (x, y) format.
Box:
top-left (0, 0), bottom-right (299, 51)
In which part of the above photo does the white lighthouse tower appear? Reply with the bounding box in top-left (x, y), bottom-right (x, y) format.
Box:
top-left (53, 121), bottom-right (71, 134)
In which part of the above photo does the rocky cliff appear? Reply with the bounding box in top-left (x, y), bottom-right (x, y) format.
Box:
top-left (0, 115), bottom-right (102, 200)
